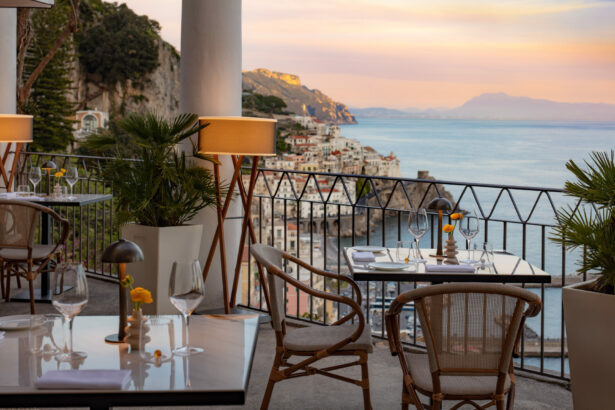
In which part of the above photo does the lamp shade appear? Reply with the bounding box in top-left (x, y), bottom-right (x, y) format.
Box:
top-left (0, 114), bottom-right (33, 143)
top-left (427, 197), bottom-right (452, 211)
top-left (0, 0), bottom-right (54, 8)
top-left (198, 116), bottom-right (277, 156)
top-left (102, 239), bottom-right (144, 263)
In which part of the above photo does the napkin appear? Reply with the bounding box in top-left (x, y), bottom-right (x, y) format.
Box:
top-left (425, 264), bottom-right (475, 273)
top-left (35, 370), bottom-right (131, 390)
top-left (0, 331), bottom-right (4, 340)
top-left (352, 252), bottom-right (376, 263)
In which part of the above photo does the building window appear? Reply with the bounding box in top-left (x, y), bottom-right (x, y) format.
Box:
top-left (82, 115), bottom-right (98, 132)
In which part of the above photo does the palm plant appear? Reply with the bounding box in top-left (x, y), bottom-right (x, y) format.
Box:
top-left (103, 112), bottom-right (223, 227)
top-left (552, 150), bottom-right (615, 293)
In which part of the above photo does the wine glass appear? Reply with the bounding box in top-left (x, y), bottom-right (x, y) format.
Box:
top-left (407, 208), bottom-right (429, 263)
top-left (459, 210), bottom-right (480, 264)
top-left (52, 263), bottom-right (88, 362)
top-left (169, 260), bottom-right (205, 356)
top-left (65, 166), bottom-right (78, 199)
top-left (28, 166), bottom-right (41, 195)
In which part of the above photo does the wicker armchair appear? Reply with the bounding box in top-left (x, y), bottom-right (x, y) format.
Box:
top-left (385, 283), bottom-right (541, 410)
top-left (0, 199), bottom-right (69, 313)
top-left (250, 243), bottom-right (373, 410)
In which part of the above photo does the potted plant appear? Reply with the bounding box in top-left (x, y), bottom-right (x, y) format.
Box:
top-left (552, 150), bottom-right (615, 409)
top-left (102, 112), bottom-right (221, 314)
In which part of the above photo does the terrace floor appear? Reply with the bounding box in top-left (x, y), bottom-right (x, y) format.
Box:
top-left (0, 277), bottom-right (573, 410)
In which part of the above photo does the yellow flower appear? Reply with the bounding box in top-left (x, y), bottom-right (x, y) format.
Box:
top-left (443, 224), bottom-right (454, 233)
top-left (130, 287), bottom-right (153, 304)
top-left (54, 171), bottom-right (63, 178)
top-left (450, 213), bottom-right (463, 220)
top-left (60, 168), bottom-right (66, 173)
top-left (120, 275), bottom-right (134, 288)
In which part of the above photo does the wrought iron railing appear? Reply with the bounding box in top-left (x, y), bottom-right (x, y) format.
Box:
top-left (8, 152), bottom-right (581, 381)
top-left (14, 152), bottom-right (119, 280)
top-left (239, 166), bottom-right (584, 381)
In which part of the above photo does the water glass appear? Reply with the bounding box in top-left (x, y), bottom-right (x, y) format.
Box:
top-left (395, 241), bottom-right (410, 263)
top-left (140, 316), bottom-right (173, 365)
top-left (476, 242), bottom-right (494, 269)
top-left (29, 315), bottom-right (64, 356)
top-left (16, 185), bottom-right (31, 197)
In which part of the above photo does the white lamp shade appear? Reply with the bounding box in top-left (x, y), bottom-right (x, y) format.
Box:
top-left (0, 114), bottom-right (33, 143)
top-left (198, 116), bottom-right (277, 156)
top-left (0, 0), bottom-right (53, 7)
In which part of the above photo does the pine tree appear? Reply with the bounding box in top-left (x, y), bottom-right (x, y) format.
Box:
top-left (22, 0), bottom-right (76, 152)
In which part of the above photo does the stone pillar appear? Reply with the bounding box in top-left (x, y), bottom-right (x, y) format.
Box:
top-left (180, 0), bottom-right (242, 310)
top-left (0, 9), bottom-right (17, 191)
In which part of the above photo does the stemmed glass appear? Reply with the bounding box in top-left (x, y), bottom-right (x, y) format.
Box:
top-left (65, 166), bottom-right (78, 199)
top-left (459, 210), bottom-right (480, 264)
top-left (28, 166), bottom-right (41, 195)
top-left (169, 260), bottom-right (205, 356)
top-left (407, 208), bottom-right (429, 263)
top-left (52, 263), bottom-right (89, 362)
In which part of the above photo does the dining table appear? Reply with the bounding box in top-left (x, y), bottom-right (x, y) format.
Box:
top-left (0, 193), bottom-right (113, 303)
top-left (343, 246), bottom-right (552, 284)
top-left (0, 314), bottom-right (259, 409)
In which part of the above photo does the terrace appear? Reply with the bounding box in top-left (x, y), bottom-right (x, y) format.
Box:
top-left (0, 150), bottom-right (576, 409)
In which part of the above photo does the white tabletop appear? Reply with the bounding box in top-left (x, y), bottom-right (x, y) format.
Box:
top-left (0, 314), bottom-right (259, 408)
top-left (344, 247), bottom-right (551, 283)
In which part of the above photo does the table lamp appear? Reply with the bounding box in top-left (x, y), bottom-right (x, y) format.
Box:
top-left (198, 116), bottom-right (276, 314)
top-left (41, 159), bottom-right (57, 195)
top-left (427, 197), bottom-right (452, 259)
top-left (0, 114), bottom-right (32, 192)
top-left (102, 238), bottom-right (144, 343)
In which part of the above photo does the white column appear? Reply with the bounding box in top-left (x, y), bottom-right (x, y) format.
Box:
top-left (180, 0), bottom-right (242, 310)
top-left (0, 9), bottom-right (17, 191)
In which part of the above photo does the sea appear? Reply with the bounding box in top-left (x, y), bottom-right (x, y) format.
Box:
top-left (340, 118), bottom-right (615, 374)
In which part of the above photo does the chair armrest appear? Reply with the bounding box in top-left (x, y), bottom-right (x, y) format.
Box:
top-left (284, 253), bottom-right (363, 306)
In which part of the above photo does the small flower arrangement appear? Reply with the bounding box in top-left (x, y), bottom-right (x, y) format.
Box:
top-left (443, 212), bottom-right (463, 237)
top-left (120, 275), bottom-right (153, 311)
top-left (54, 168), bottom-right (67, 181)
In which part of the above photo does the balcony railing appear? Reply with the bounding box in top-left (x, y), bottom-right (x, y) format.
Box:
top-left (10, 152), bottom-right (582, 381)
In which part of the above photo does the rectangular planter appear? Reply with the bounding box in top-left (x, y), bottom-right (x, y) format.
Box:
top-left (121, 223), bottom-right (203, 315)
top-left (563, 279), bottom-right (615, 410)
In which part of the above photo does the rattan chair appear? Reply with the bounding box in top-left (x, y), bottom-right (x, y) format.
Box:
top-left (385, 283), bottom-right (541, 410)
top-left (250, 243), bottom-right (373, 410)
top-left (0, 199), bottom-right (69, 314)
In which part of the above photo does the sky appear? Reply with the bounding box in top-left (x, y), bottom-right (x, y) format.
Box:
top-left (123, 0), bottom-right (615, 109)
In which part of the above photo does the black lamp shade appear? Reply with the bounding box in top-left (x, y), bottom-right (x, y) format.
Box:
top-left (427, 197), bottom-right (452, 211)
top-left (41, 160), bottom-right (57, 170)
top-left (102, 239), bottom-right (144, 263)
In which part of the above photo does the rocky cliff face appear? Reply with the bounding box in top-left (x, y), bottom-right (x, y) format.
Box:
top-left (70, 41), bottom-right (180, 117)
top-left (242, 68), bottom-right (356, 124)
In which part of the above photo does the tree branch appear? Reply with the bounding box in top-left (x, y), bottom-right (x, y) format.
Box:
top-left (17, 0), bottom-right (80, 112)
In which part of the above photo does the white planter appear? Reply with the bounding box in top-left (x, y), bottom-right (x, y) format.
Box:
top-left (121, 223), bottom-right (203, 315)
top-left (563, 279), bottom-right (615, 410)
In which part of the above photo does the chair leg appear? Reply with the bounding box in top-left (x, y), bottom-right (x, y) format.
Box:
top-left (0, 262), bottom-right (5, 299)
top-left (28, 278), bottom-right (36, 314)
top-left (506, 383), bottom-right (516, 410)
top-left (496, 399), bottom-right (505, 410)
top-left (359, 351), bottom-right (372, 410)
top-left (261, 351), bottom-right (283, 410)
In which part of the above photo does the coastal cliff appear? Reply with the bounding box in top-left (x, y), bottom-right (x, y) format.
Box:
top-left (242, 68), bottom-right (357, 124)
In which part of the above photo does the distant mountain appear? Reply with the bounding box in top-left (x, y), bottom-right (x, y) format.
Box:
top-left (356, 93), bottom-right (615, 121)
top-left (350, 107), bottom-right (416, 119)
top-left (242, 68), bottom-right (356, 124)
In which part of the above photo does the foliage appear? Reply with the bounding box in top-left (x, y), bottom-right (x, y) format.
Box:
top-left (356, 177), bottom-right (371, 200)
top-left (77, 3), bottom-right (159, 89)
top-left (77, 117), bottom-right (141, 158)
top-left (103, 112), bottom-right (222, 227)
top-left (243, 91), bottom-right (288, 114)
top-left (22, 0), bottom-right (76, 152)
top-left (551, 151), bottom-right (615, 293)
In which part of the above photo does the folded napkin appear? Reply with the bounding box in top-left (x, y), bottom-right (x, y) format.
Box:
top-left (425, 264), bottom-right (475, 273)
top-left (0, 192), bottom-right (16, 199)
top-left (36, 370), bottom-right (131, 390)
top-left (0, 331), bottom-right (4, 340)
top-left (352, 251), bottom-right (376, 263)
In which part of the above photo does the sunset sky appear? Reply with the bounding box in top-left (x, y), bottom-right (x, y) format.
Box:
top-left (124, 0), bottom-right (615, 109)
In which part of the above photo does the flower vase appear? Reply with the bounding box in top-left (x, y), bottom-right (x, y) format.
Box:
top-left (443, 235), bottom-right (459, 265)
top-left (124, 309), bottom-right (150, 350)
